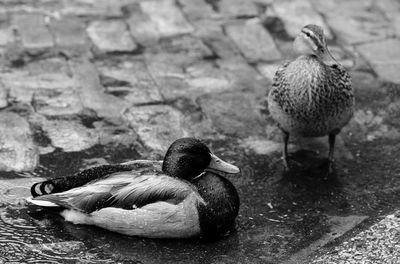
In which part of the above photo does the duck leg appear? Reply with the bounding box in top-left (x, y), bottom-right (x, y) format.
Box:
top-left (328, 132), bottom-right (337, 173)
top-left (282, 129), bottom-right (290, 170)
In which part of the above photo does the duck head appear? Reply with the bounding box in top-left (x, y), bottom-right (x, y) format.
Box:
top-left (162, 138), bottom-right (240, 180)
top-left (293, 24), bottom-right (337, 63)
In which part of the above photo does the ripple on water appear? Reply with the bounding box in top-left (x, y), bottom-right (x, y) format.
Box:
top-left (0, 206), bottom-right (97, 263)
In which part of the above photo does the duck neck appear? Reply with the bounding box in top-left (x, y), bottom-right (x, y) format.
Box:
top-left (192, 172), bottom-right (240, 238)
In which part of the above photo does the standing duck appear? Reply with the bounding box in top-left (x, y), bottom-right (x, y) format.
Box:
top-left (267, 24), bottom-right (354, 171)
top-left (27, 138), bottom-right (240, 239)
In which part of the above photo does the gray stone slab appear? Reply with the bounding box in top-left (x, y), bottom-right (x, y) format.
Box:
top-left (38, 118), bottom-right (99, 152)
top-left (219, 0), bottom-right (258, 18)
top-left (126, 3), bottom-right (160, 46)
top-left (225, 19), bottom-right (281, 63)
top-left (49, 16), bottom-right (89, 48)
top-left (12, 13), bottom-right (54, 50)
top-left (178, 0), bottom-right (219, 21)
top-left (71, 60), bottom-right (129, 118)
top-left (87, 20), bottom-right (137, 53)
top-left (97, 59), bottom-right (163, 105)
top-left (60, 0), bottom-right (125, 17)
top-left (123, 105), bottom-right (186, 152)
top-left (32, 89), bottom-right (83, 116)
top-left (140, 0), bottom-right (194, 38)
top-left (356, 39), bottom-right (400, 83)
top-left (357, 39), bottom-right (400, 64)
top-left (312, 0), bottom-right (395, 44)
top-left (270, 0), bottom-right (332, 39)
top-left (0, 113), bottom-right (39, 172)
top-left (193, 20), bottom-right (242, 60)
top-left (198, 92), bottom-right (267, 137)
top-left (0, 80), bottom-right (8, 108)
top-left (153, 35), bottom-right (213, 58)
top-left (2, 71), bottom-right (77, 104)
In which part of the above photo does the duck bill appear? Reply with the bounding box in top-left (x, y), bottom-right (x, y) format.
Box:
top-left (207, 153), bottom-right (240, 174)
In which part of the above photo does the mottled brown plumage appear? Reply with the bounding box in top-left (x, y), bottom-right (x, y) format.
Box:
top-left (267, 24), bottom-right (354, 171)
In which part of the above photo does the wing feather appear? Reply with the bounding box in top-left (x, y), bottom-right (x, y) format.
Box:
top-left (31, 172), bottom-right (203, 213)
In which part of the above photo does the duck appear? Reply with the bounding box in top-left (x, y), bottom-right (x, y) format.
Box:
top-left (27, 138), bottom-right (240, 239)
top-left (267, 24), bottom-right (354, 172)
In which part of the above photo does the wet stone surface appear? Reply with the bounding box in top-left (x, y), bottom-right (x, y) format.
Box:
top-left (0, 0), bottom-right (400, 263)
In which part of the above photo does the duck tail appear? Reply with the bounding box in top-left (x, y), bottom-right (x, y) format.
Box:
top-left (30, 180), bottom-right (56, 197)
top-left (26, 197), bottom-right (59, 207)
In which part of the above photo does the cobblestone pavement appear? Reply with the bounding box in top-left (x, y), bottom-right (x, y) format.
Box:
top-left (0, 0), bottom-right (400, 263)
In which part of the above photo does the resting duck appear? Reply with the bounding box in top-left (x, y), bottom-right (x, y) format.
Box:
top-left (27, 138), bottom-right (240, 239)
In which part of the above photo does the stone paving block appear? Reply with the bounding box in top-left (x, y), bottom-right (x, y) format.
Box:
top-left (0, 25), bottom-right (15, 46)
top-left (375, 0), bottom-right (400, 21)
top-left (327, 13), bottom-right (394, 44)
top-left (370, 63), bottom-right (400, 84)
top-left (32, 89), bottom-right (83, 116)
top-left (97, 59), bottom-right (163, 105)
top-left (71, 60), bottom-right (129, 118)
top-left (39, 119), bottom-right (99, 152)
top-left (375, 0), bottom-right (400, 37)
top-left (198, 92), bottom-right (267, 137)
top-left (123, 105), bottom-right (187, 152)
top-left (185, 61), bottom-right (231, 92)
top-left (156, 60), bottom-right (232, 100)
top-left (217, 57), bottom-right (269, 97)
top-left (193, 20), bottom-right (242, 60)
top-left (309, 0), bottom-right (374, 15)
top-left (12, 13), bottom-right (54, 51)
top-left (311, 0), bottom-right (394, 44)
top-left (256, 63), bottom-right (280, 81)
top-left (178, 0), bottom-right (219, 21)
top-left (356, 39), bottom-right (400, 83)
top-left (0, 113), bottom-right (39, 172)
top-left (87, 20), bottom-right (137, 53)
top-left (145, 53), bottom-right (189, 78)
top-left (225, 19), bottom-right (281, 63)
top-left (2, 71), bottom-right (77, 104)
top-left (0, 80), bottom-right (8, 108)
top-left (140, 0), bottom-right (194, 38)
top-left (218, 0), bottom-right (258, 18)
top-left (144, 53), bottom-right (195, 100)
top-left (126, 3), bottom-right (160, 46)
top-left (61, 0), bottom-right (125, 17)
top-left (0, 177), bottom-right (45, 204)
top-left (49, 16), bottom-right (88, 48)
top-left (269, 0), bottom-right (332, 39)
top-left (356, 39), bottom-right (400, 64)
top-left (154, 35), bottom-right (213, 58)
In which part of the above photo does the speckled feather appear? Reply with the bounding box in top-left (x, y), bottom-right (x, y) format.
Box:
top-left (268, 55), bottom-right (354, 137)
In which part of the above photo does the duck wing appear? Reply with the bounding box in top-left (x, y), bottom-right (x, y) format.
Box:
top-left (28, 172), bottom-right (203, 213)
top-left (30, 160), bottom-right (163, 197)
top-left (268, 62), bottom-right (290, 106)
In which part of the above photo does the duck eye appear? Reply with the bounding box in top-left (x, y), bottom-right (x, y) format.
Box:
top-left (306, 32), bottom-right (311, 37)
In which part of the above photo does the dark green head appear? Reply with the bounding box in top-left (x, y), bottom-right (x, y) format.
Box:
top-left (162, 138), bottom-right (240, 181)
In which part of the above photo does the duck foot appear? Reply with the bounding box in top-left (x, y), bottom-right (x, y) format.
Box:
top-left (282, 156), bottom-right (308, 171)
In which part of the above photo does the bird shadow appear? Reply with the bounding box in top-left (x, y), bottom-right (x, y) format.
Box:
top-left (278, 149), bottom-right (342, 191)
